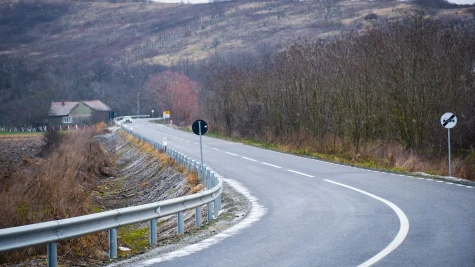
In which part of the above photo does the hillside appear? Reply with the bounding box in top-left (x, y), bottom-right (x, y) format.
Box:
top-left (1, 0), bottom-right (472, 68)
top-left (1, 0), bottom-right (473, 127)
top-left (1, 0), bottom-right (474, 181)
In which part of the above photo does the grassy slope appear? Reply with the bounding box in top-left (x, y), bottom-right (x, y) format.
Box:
top-left (1, 0), bottom-right (472, 69)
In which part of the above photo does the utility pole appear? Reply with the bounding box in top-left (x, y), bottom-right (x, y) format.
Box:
top-left (137, 92), bottom-right (141, 115)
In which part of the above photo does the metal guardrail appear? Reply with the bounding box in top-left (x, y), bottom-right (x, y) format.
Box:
top-left (114, 115), bottom-right (151, 122)
top-left (0, 123), bottom-right (222, 267)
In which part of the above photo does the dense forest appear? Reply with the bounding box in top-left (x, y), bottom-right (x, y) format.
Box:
top-left (198, 12), bottom-right (475, 154)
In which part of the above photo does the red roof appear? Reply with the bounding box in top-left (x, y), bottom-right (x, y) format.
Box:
top-left (49, 100), bottom-right (111, 116)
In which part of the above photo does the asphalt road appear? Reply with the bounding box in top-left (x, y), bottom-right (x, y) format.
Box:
top-left (123, 119), bottom-right (475, 267)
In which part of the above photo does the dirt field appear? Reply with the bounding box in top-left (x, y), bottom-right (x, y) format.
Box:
top-left (0, 134), bottom-right (44, 179)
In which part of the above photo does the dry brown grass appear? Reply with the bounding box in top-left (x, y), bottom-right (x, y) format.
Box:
top-left (94, 121), bottom-right (107, 133)
top-left (120, 131), bottom-right (175, 167)
top-left (186, 171), bottom-right (199, 186)
top-left (0, 129), bottom-right (110, 265)
top-left (119, 131), bottom-right (203, 195)
top-left (255, 130), bottom-right (475, 181)
top-left (187, 171), bottom-right (202, 194)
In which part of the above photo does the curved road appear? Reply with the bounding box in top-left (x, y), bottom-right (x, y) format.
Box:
top-left (123, 119), bottom-right (475, 267)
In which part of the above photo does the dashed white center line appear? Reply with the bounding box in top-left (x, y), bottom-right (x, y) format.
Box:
top-left (261, 162), bottom-right (282, 169)
top-left (213, 148), bottom-right (219, 151)
top-left (288, 170), bottom-right (314, 177)
top-left (242, 157), bottom-right (257, 162)
top-left (226, 152), bottom-right (239, 157)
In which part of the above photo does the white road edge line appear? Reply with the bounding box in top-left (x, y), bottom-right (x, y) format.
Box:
top-left (123, 178), bottom-right (267, 267)
top-left (261, 162), bottom-right (282, 168)
top-left (324, 179), bottom-right (409, 267)
top-left (226, 152), bottom-right (239, 157)
top-left (287, 170), bottom-right (314, 177)
top-left (242, 157), bottom-right (257, 162)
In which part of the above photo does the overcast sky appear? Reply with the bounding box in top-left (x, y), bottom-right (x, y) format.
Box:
top-left (446, 0), bottom-right (475, 4)
top-left (152, 0), bottom-right (210, 3)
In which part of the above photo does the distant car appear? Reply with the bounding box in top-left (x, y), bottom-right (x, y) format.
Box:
top-left (123, 116), bottom-right (133, 123)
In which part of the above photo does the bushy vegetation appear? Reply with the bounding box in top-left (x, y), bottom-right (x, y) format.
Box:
top-left (0, 129), bottom-right (110, 264)
top-left (196, 13), bottom-right (475, 180)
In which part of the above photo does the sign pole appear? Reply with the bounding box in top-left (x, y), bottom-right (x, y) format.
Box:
top-left (448, 128), bottom-right (451, 177)
top-left (440, 112), bottom-right (457, 177)
top-left (198, 121), bottom-right (204, 187)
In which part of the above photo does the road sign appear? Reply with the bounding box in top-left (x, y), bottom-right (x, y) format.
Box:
top-left (440, 112), bottom-right (457, 129)
top-left (192, 120), bottom-right (208, 135)
top-left (192, 120), bottom-right (208, 186)
top-left (163, 111), bottom-right (170, 119)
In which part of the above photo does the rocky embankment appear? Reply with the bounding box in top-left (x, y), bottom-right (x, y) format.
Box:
top-left (95, 129), bottom-right (250, 264)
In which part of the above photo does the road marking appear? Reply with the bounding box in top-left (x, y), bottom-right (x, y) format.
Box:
top-left (226, 152), bottom-right (239, 157)
top-left (213, 148), bottom-right (219, 151)
top-left (446, 182), bottom-right (455, 185)
top-left (261, 162), bottom-right (282, 169)
top-left (242, 157), bottom-right (257, 162)
top-left (324, 179), bottom-right (409, 267)
top-left (287, 169), bottom-right (314, 177)
top-left (130, 178), bottom-right (267, 266)
top-left (465, 186), bottom-right (474, 189)
top-left (435, 180), bottom-right (444, 183)
top-left (455, 184), bottom-right (464, 187)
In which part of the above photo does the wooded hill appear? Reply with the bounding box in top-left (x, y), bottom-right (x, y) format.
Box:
top-left (1, 0), bottom-right (474, 178)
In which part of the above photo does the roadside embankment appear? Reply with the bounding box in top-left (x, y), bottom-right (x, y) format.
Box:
top-left (0, 128), bottom-right (250, 266)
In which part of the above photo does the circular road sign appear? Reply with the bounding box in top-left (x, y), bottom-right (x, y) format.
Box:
top-left (440, 112), bottom-right (457, 129)
top-left (192, 120), bottom-right (208, 135)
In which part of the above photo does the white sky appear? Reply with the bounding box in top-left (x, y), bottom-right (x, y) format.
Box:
top-left (446, 0), bottom-right (475, 4)
top-left (152, 0), bottom-right (475, 6)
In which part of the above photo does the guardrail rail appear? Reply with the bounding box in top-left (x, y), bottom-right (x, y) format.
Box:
top-left (0, 122), bottom-right (222, 267)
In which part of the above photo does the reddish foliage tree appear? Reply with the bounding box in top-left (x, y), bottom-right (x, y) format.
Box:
top-left (146, 70), bottom-right (199, 125)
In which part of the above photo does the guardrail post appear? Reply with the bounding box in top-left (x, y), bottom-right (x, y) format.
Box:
top-left (150, 219), bottom-right (157, 245)
top-left (47, 243), bottom-right (57, 267)
top-left (109, 228), bottom-right (118, 259)
top-left (218, 195), bottom-right (222, 211)
top-left (205, 169), bottom-right (210, 189)
top-left (178, 212), bottom-right (184, 234)
top-left (208, 172), bottom-right (213, 190)
top-left (207, 202), bottom-right (213, 222)
top-left (195, 207), bottom-right (202, 227)
top-left (214, 197), bottom-right (219, 218)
